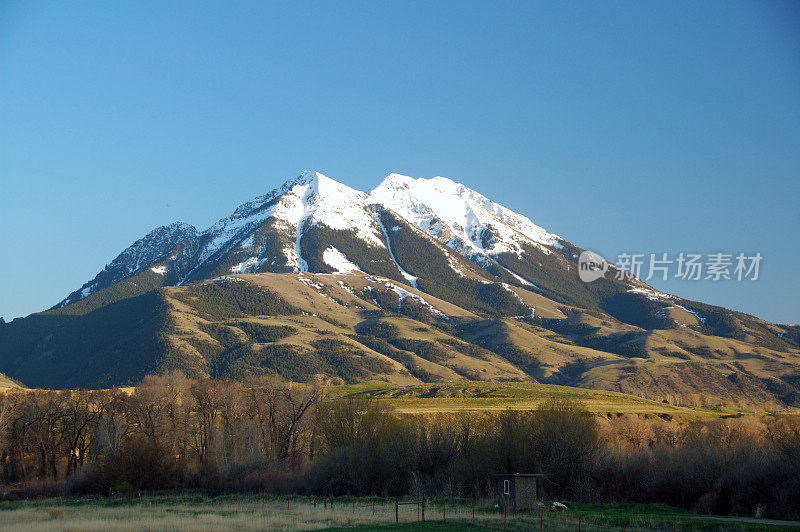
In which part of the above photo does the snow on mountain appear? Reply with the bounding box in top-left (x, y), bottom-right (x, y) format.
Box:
top-left (294, 172), bottom-right (383, 244)
top-left (364, 276), bottom-right (446, 318)
top-left (368, 173), bottom-right (563, 261)
top-left (229, 257), bottom-right (262, 274)
top-left (375, 212), bottom-right (419, 288)
top-left (57, 170), bottom-right (568, 307)
top-left (55, 222), bottom-right (197, 308)
top-left (112, 221), bottom-right (197, 276)
top-left (322, 246), bottom-right (360, 272)
top-left (182, 171), bottom-right (383, 278)
top-left (269, 171), bottom-right (384, 271)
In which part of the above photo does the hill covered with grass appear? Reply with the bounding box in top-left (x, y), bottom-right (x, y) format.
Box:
top-left (2, 271), bottom-right (799, 409)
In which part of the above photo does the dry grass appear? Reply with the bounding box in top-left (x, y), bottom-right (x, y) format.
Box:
top-left (0, 497), bottom-right (393, 531)
top-left (157, 270), bottom-right (800, 410)
top-left (0, 497), bottom-right (496, 531)
top-left (0, 496), bottom-right (792, 531)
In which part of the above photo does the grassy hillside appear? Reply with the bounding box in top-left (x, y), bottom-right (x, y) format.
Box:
top-left (2, 271), bottom-right (799, 408)
top-left (330, 381), bottom-right (764, 419)
top-left (0, 290), bottom-right (174, 388)
top-left (0, 372), bottom-right (22, 390)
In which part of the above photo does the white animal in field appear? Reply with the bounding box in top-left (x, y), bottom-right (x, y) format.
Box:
top-left (550, 502), bottom-right (568, 512)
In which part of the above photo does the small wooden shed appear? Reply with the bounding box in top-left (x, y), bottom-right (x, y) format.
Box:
top-left (495, 473), bottom-right (544, 512)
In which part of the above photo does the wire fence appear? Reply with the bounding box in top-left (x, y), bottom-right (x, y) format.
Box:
top-left (0, 493), bottom-right (764, 531)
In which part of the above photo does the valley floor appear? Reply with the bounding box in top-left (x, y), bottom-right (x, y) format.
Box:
top-left (0, 495), bottom-right (796, 531)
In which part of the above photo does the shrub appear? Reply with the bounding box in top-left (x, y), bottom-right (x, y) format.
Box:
top-left (233, 322), bottom-right (297, 343)
top-left (356, 321), bottom-right (399, 339)
top-left (175, 281), bottom-right (300, 320)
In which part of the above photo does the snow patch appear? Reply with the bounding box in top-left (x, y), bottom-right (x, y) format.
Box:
top-left (627, 287), bottom-right (672, 301)
top-left (230, 257), bottom-right (263, 274)
top-left (502, 265), bottom-right (536, 287)
top-left (364, 276), bottom-right (447, 319)
top-left (336, 280), bottom-right (356, 295)
top-left (376, 216), bottom-right (418, 288)
top-left (150, 266), bottom-right (167, 275)
top-left (656, 304), bottom-right (707, 325)
top-left (501, 283), bottom-right (537, 319)
top-left (322, 247), bottom-right (360, 273)
top-left (80, 285), bottom-right (95, 298)
top-left (446, 254), bottom-right (467, 277)
top-left (298, 275), bottom-right (325, 291)
top-left (501, 283), bottom-right (527, 304)
top-left (673, 304), bottom-right (707, 324)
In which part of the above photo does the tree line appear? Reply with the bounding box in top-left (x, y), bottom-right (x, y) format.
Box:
top-left (0, 375), bottom-right (798, 520)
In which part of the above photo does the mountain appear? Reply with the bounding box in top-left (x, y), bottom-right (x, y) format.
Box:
top-left (3, 171), bottom-right (799, 406)
top-left (370, 173), bottom-right (563, 265)
top-left (57, 222), bottom-right (198, 310)
top-left (52, 171), bottom-right (634, 315)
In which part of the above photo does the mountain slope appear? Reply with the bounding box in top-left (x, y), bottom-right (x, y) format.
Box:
top-left (52, 171), bottom-right (644, 321)
top-left (56, 222), bottom-right (197, 308)
top-left (4, 170), bottom-right (797, 406)
top-left (369, 173), bottom-right (563, 258)
top-left (4, 272), bottom-right (799, 407)
top-left (54, 171), bottom-right (544, 318)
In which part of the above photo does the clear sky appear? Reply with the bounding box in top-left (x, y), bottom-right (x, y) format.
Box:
top-left (1, 1), bottom-right (799, 323)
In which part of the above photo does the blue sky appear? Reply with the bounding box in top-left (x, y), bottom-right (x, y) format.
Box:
top-left (1, 1), bottom-right (798, 323)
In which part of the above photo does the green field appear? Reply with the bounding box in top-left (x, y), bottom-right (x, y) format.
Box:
top-left (0, 495), bottom-right (795, 531)
top-left (331, 381), bottom-right (766, 419)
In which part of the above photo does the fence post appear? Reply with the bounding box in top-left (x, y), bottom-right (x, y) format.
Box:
top-left (422, 497), bottom-right (425, 521)
top-left (443, 499), bottom-right (446, 521)
top-left (540, 507), bottom-right (543, 531)
top-left (579, 514), bottom-right (581, 532)
top-left (417, 502), bottom-right (420, 521)
top-left (352, 500), bottom-right (355, 514)
top-left (624, 518), bottom-right (627, 532)
top-left (287, 497), bottom-right (290, 511)
top-left (472, 500), bottom-right (475, 524)
top-left (372, 501), bottom-right (375, 516)
top-left (504, 505), bottom-right (507, 531)
top-left (395, 499), bottom-right (398, 523)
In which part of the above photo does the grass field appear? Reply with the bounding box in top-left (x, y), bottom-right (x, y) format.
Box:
top-left (331, 381), bottom-right (772, 419)
top-left (1, 495), bottom-right (795, 531)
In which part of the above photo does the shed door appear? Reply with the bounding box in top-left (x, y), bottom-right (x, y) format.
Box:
top-left (503, 479), bottom-right (510, 495)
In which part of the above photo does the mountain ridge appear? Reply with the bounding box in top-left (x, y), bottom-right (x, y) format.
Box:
top-left (3, 170), bottom-right (796, 405)
top-left (53, 170), bottom-right (576, 309)
top-left (46, 169), bottom-right (800, 356)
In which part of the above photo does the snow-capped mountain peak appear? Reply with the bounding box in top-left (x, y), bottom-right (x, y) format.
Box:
top-left (55, 221), bottom-right (197, 308)
top-left (280, 170), bottom-right (380, 243)
top-left (182, 170), bottom-right (383, 279)
top-left (56, 170), bottom-right (568, 307)
top-left (369, 173), bottom-right (562, 259)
